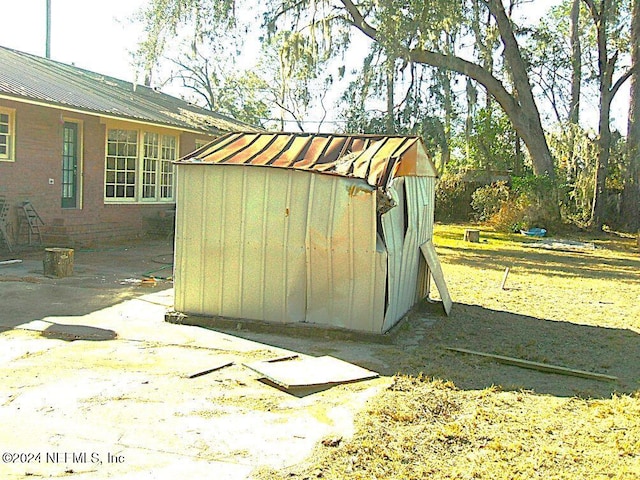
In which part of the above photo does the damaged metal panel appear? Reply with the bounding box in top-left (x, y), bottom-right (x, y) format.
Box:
top-left (412, 176), bottom-right (436, 302)
top-left (304, 174), bottom-right (386, 332)
top-left (175, 165), bottom-right (387, 330)
top-left (380, 176), bottom-right (435, 331)
top-left (379, 178), bottom-right (406, 328)
top-left (174, 133), bottom-right (444, 334)
top-left (398, 177), bottom-right (432, 308)
top-left (179, 133), bottom-right (429, 188)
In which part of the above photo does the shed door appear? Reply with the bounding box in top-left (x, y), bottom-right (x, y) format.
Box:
top-left (61, 122), bottom-right (79, 208)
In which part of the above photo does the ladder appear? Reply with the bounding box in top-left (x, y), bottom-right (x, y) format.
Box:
top-left (18, 201), bottom-right (44, 246)
top-left (0, 196), bottom-right (13, 252)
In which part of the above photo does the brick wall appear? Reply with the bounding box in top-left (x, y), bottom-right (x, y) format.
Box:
top-left (0, 100), bottom-right (214, 247)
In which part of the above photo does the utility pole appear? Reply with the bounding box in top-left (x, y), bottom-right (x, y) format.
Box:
top-left (45, 0), bottom-right (51, 58)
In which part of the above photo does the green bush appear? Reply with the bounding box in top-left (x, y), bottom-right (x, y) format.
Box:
top-left (470, 181), bottom-right (511, 222)
top-left (470, 176), bottom-right (559, 233)
top-left (435, 172), bottom-right (472, 221)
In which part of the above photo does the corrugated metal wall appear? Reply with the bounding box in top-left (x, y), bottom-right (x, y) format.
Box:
top-left (381, 175), bottom-right (435, 331)
top-left (174, 164), bottom-right (388, 332)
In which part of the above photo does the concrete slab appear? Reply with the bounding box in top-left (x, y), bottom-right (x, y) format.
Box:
top-left (0, 240), bottom-right (389, 478)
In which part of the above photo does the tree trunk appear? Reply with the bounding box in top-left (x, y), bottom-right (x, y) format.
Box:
top-left (485, 0), bottom-right (555, 179)
top-left (590, 90), bottom-right (614, 230)
top-left (620, 0), bottom-right (640, 231)
top-left (586, 0), bottom-right (616, 231)
top-left (569, 0), bottom-right (582, 125)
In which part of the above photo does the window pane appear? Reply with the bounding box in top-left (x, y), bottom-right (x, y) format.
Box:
top-left (0, 110), bottom-right (12, 160)
top-left (105, 129), bottom-right (138, 199)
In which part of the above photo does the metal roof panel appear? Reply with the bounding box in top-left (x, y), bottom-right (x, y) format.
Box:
top-left (0, 46), bottom-right (258, 134)
top-left (178, 132), bottom-right (437, 187)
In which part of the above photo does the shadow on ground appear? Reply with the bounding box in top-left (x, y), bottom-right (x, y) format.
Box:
top-left (437, 243), bottom-right (640, 282)
top-left (0, 240), bottom-right (173, 329)
top-left (191, 299), bottom-right (640, 400)
top-left (41, 323), bottom-right (117, 341)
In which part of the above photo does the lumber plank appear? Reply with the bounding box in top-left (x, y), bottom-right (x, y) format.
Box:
top-left (445, 347), bottom-right (618, 382)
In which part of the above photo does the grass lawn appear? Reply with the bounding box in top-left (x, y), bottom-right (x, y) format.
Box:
top-left (255, 223), bottom-right (640, 480)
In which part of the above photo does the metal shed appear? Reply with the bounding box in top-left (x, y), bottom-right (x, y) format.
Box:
top-left (173, 132), bottom-right (450, 334)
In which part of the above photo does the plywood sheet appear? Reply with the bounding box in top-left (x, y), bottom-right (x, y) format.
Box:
top-left (420, 240), bottom-right (452, 315)
top-left (244, 355), bottom-right (379, 389)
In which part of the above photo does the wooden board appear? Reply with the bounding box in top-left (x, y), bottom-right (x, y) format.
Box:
top-left (187, 361), bottom-right (234, 379)
top-left (244, 355), bottom-right (379, 389)
top-left (446, 347), bottom-right (618, 382)
top-left (420, 240), bottom-right (452, 315)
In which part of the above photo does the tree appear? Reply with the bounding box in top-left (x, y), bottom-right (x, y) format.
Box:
top-left (337, 0), bottom-right (556, 178)
top-left (583, 0), bottom-right (634, 230)
top-left (134, 0), bottom-right (559, 177)
top-left (570, 0), bottom-right (583, 126)
top-left (132, 1), bottom-right (332, 130)
top-left (164, 44), bottom-right (272, 128)
top-left (620, 0), bottom-right (640, 231)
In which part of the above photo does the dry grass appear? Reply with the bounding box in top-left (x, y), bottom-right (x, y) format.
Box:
top-left (253, 223), bottom-right (640, 480)
top-left (256, 376), bottom-right (640, 479)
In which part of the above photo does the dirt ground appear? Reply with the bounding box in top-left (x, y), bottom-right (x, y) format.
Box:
top-left (0, 225), bottom-right (638, 478)
top-left (247, 224), bottom-right (640, 480)
top-left (227, 224), bottom-right (639, 399)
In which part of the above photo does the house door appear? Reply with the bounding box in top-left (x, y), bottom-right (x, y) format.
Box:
top-left (62, 122), bottom-right (79, 208)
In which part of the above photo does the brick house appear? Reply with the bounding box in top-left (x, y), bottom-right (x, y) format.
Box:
top-left (0, 45), bottom-right (256, 246)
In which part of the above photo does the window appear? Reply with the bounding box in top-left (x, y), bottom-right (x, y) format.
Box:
top-left (0, 109), bottom-right (15, 162)
top-left (105, 128), bottom-right (177, 203)
top-left (142, 133), bottom-right (159, 199)
top-left (160, 135), bottom-right (176, 199)
top-left (106, 129), bottom-right (137, 199)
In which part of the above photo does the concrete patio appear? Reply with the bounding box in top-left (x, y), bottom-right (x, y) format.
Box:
top-left (0, 241), bottom-right (391, 479)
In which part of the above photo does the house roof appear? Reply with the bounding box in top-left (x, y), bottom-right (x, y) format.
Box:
top-left (0, 45), bottom-right (257, 135)
top-left (177, 132), bottom-right (437, 187)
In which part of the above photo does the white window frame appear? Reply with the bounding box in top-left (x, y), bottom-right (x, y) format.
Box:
top-left (104, 126), bottom-right (178, 204)
top-left (0, 107), bottom-right (16, 162)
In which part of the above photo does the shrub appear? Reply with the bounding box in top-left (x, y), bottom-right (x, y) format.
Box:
top-left (435, 172), bottom-right (473, 222)
top-left (470, 181), bottom-right (511, 222)
top-left (470, 176), bottom-right (559, 233)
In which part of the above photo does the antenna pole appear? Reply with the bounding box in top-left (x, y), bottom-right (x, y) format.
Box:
top-left (46, 0), bottom-right (51, 58)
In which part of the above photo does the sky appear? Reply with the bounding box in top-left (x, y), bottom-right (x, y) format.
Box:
top-left (0, 0), bottom-right (146, 82)
top-left (0, 0), bottom-right (560, 81)
top-left (0, 0), bottom-right (629, 133)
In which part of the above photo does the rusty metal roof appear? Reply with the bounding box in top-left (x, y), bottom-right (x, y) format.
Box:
top-left (178, 132), bottom-right (437, 187)
top-left (0, 45), bottom-right (258, 135)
